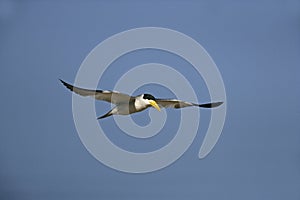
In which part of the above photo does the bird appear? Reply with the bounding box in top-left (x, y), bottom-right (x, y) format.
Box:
top-left (60, 79), bottom-right (223, 119)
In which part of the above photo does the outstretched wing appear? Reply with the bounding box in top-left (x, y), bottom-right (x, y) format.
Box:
top-left (156, 99), bottom-right (223, 109)
top-left (60, 79), bottom-right (131, 105)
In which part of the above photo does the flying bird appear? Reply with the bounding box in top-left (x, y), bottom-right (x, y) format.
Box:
top-left (60, 79), bottom-right (223, 119)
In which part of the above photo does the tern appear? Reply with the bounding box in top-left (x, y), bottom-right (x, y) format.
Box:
top-left (60, 79), bottom-right (223, 119)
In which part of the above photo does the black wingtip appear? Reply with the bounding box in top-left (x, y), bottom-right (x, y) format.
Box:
top-left (59, 79), bottom-right (74, 91)
top-left (59, 79), bottom-right (67, 85)
top-left (199, 102), bottom-right (223, 108)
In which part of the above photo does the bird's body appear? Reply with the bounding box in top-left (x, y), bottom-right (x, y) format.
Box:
top-left (60, 79), bottom-right (223, 119)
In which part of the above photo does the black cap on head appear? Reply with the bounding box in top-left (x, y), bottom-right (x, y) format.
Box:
top-left (143, 94), bottom-right (156, 100)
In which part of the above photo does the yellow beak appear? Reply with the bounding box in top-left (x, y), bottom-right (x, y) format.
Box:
top-left (149, 100), bottom-right (161, 111)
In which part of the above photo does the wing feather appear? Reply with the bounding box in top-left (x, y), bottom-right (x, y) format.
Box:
top-left (156, 99), bottom-right (223, 109)
top-left (60, 79), bottom-right (131, 104)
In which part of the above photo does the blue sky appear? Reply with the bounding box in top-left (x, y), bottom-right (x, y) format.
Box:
top-left (0, 1), bottom-right (300, 199)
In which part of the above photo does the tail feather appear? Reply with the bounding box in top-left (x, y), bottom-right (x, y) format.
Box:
top-left (97, 107), bottom-right (116, 119)
top-left (97, 112), bottom-right (113, 119)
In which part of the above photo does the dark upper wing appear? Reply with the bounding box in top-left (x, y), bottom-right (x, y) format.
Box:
top-left (60, 79), bottom-right (131, 105)
top-left (156, 99), bottom-right (223, 109)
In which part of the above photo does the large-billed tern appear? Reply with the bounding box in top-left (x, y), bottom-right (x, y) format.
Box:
top-left (60, 79), bottom-right (223, 119)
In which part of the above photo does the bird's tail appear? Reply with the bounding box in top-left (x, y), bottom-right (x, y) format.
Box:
top-left (97, 112), bottom-right (113, 119)
top-left (97, 108), bottom-right (115, 119)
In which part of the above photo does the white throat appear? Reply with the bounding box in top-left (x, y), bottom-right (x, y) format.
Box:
top-left (134, 95), bottom-right (149, 111)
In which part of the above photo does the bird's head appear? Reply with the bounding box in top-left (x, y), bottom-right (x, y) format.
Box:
top-left (142, 94), bottom-right (161, 111)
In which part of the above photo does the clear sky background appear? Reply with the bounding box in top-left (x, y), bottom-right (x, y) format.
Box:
top-left (1, 1), bottom-right (300, 200)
